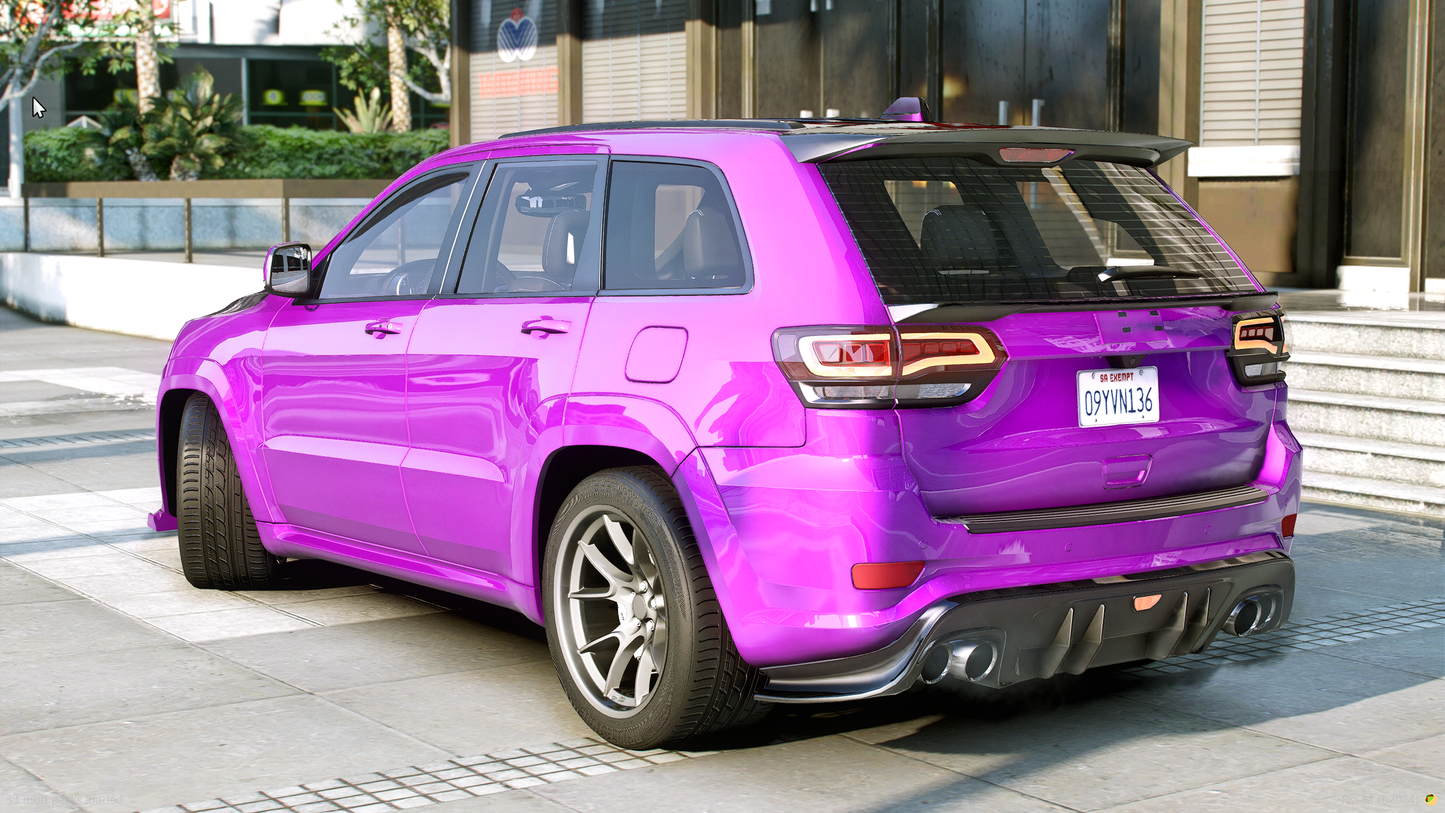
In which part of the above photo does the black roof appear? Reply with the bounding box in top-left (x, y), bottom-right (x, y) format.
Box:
top-left (498, 119), bottom-right (1192, 168)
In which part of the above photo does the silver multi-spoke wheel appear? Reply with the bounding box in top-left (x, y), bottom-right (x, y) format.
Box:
top-left (556, 509), bottom-right (669, 715)
top-left (543, 467), bottom-right (771, 748)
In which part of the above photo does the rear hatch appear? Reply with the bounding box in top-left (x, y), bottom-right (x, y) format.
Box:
top-left (815, 147), bottom-right (1278, 517)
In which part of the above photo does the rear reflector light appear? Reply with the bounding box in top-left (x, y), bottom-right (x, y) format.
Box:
top-left (1282, 513), bottom-right (1297, 538)
top-left (773, 325), bottom-right (1007, 409)
top-left (998, 147), bottom-right (1074, 163)
top-left (852, 561), bottom-right (925, 590)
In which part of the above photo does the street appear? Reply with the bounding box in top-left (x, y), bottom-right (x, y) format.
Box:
top-left (0, 304), bottom-right (1440, 813)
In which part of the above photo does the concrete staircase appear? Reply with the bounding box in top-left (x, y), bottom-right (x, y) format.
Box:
top-left (1284, 311), bottom-right (1445, 517)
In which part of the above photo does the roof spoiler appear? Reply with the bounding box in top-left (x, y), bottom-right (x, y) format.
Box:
top-left (783, 122), bottom-right (1192, 168)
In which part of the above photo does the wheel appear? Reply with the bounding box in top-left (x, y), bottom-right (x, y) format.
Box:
top-left (176, 391), bottom-right (283, 589)
top-left (544, 466), bottom-right (770, 748)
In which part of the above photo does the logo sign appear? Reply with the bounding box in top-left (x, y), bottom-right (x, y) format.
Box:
top-left (262, 89), bottom-right (286, 106)
top-left (497, 7), bottom-right (538, 63)
top-left (300, 90), bottom-right (327, 106)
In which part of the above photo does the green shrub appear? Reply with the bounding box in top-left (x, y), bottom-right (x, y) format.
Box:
top-left (25, 127), bottom-right (130, 182)
top-left (24, 124), bottom-right (450, 182)
top-left (213, 126), bottom-right (451, 180)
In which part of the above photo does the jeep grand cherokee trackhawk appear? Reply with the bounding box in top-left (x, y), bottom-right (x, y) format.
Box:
top-left (149, 99), bottom-right (1300, 748)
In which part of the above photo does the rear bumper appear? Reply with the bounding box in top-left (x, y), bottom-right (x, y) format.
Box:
top-left (679, 413), bottom-right (1302, 668)
top-left (757, 550), bottom-right (1294, 702)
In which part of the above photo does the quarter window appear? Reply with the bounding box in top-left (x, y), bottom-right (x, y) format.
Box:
top-left (603, 161), bottom-right (746, 291)
top-left (318, 170), bottom-right (474, 300)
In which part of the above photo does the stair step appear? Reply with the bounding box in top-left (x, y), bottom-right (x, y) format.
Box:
top-left (1302, 471), bottom-right (1445, 518)
top-left (1286, 351), bottom-right (1445, 401)
top-left (1284, 312), bottom-right (1445, 361)
top-left (1296, 431), bottom-right (1445, 488)
top-left (1288, 388), bottom-right (1445, 447)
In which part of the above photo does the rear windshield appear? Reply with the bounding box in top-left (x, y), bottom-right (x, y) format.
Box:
top-left (819, 157), bottom-right (1257, 305)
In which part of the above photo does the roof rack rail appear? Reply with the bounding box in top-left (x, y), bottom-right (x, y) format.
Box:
top-left (500, 119), bottom-right (805, 139)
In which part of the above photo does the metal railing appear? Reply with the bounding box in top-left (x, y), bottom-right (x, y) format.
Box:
top-left (20, 179), bottom-right (392, 262)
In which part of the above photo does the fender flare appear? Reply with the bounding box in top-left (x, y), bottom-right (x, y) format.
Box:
top-left (514, 394), bottom-right (707, 621)
top-left (524, 394), bottom-right (762, 660)
top-left (157, 359), bottom-right (282, 524)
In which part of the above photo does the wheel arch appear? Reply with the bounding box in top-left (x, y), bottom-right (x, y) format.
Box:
top-left (156, 386), bottom-right (196, 517)
top-left (531, 444), bottom-right (662, 590)
top-left (155, 363), bottom-right (280, 524)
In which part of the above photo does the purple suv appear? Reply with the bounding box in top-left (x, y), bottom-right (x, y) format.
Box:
top-left (150, 103), bottom-right (1300, 748)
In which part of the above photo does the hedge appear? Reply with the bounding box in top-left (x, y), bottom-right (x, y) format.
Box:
top-left (25, 125), bottom-right (451, 183)
top-left (24, 126), bottom-right (130, 182)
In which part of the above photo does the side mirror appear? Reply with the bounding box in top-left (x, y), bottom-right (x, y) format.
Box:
top-left (264, 242), bottom-right (313, 297)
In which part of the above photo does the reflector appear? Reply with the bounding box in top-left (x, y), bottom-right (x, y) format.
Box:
top-left (1133, 594), bottom-right (1162, 611)
top-left (851, 561), bottom-right (925, 590)
top-left (1282, 513), bottom-right (1297, 538)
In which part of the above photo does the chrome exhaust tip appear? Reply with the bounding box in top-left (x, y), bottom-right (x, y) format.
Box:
top-left (920, 638), bottom-right (999, 684)
top-left (1223, 591), bottom-right (1282, 636)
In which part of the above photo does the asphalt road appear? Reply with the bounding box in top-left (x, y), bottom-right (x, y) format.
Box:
top-left (0, 304), bottom-right (1441, 813)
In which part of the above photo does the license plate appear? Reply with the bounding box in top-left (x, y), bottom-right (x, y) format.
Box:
top-left (1078, 367), bottom-right (1160, 427)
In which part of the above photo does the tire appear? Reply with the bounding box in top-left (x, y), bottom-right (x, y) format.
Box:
top-left (176, 391), bottom-right (283, 589)
top-left (543, 466), bottom-right (770, 748)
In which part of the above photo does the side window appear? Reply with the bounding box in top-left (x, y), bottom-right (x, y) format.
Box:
top-left (455, 161), bottom-right (601, 295)
top-left (318, 170), bottom-right (474, 300)
top-left (603, 161), bottom-right (747, 291)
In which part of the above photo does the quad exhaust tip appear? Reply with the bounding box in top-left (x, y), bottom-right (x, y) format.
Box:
top-left (920, 638), bottom-right (998, 685)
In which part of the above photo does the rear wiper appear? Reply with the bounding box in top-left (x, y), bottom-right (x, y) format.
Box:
top-left (1095, 266), bottom-right (1205, 283)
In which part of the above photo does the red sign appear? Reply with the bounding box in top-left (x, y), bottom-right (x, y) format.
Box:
top-left (478, 66), bottom-right (557, 99)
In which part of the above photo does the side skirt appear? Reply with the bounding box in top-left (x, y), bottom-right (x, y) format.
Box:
top-left (257, 522), bottom-right (543, 625)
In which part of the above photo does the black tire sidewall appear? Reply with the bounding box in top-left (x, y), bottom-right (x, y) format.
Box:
top-left (543, 467), bottom-right (703, 749)
top-left (176, 391), bottom-right (278, 589)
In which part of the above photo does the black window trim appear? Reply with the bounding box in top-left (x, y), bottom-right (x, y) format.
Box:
top-left (437, 155), bottom-right (609, 300)
top-left (302, 163), bottom-right (484, 305)
top-left (598, 156), bottom-right (755, 297)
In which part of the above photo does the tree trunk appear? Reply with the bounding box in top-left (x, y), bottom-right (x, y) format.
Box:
top-left (135, 1), bottom-right (161, 114)
top-left (126, 147), bottom-right (158, 182)
top-left (388, 20), bottom-right (411, 132)
top-left (8, 86), bottom-right (24, 199)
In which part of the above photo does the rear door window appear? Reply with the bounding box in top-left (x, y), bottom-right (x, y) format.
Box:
top-left (603, 161), bottom-right (749, 292)
top-left (454, 159), bottom-right (605, 296)
top-left (819, 157), bottom-right (1257, 304)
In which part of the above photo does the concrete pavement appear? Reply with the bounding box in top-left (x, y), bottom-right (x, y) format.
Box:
top-left (0, 304), bottom-right (1441, 813)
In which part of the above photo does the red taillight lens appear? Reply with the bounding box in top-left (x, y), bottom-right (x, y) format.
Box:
top-left (1227, 311), bottom-right (1289, 386)
top-left (773, 325), bottom-right (1007, 409)
top-left (800, 335), bottom-right (893, 377)
top-left (1282, 513), bottom-right (1297, 538)
top-left (852, 561), bottom-right (925, 590)
top-left (898, 330), bottom-right (997, 376)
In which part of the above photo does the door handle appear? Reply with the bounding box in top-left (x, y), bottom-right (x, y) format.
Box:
top-left (365, 320), bottom-right (402, 337)
top-left (521, 318), bottom-right (570, 336)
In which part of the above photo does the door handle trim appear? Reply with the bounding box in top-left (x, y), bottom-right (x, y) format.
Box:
top-left (521, 318), bottom-right (571, 336)
top-left (365, 320), bottom-right (402, 336)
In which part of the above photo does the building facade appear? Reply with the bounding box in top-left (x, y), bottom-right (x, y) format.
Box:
top-left (449, 0), bottom-right (1441, 292)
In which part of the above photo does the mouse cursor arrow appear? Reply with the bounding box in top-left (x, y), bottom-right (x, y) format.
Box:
top-left (31, 97), bottom-right (45, 118)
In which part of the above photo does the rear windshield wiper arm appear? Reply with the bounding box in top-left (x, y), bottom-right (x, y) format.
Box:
top-left (1096, 266), bottom-right (1205, 283)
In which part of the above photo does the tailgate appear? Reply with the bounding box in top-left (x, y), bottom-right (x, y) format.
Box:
top-left (897, 307), bottom-right (1274, 517)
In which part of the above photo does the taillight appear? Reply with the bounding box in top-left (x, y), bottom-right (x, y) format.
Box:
top-left (773, 325), bottom-right (1007, 408)
top-left (1226, 310), bottom-right (1289, 386)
